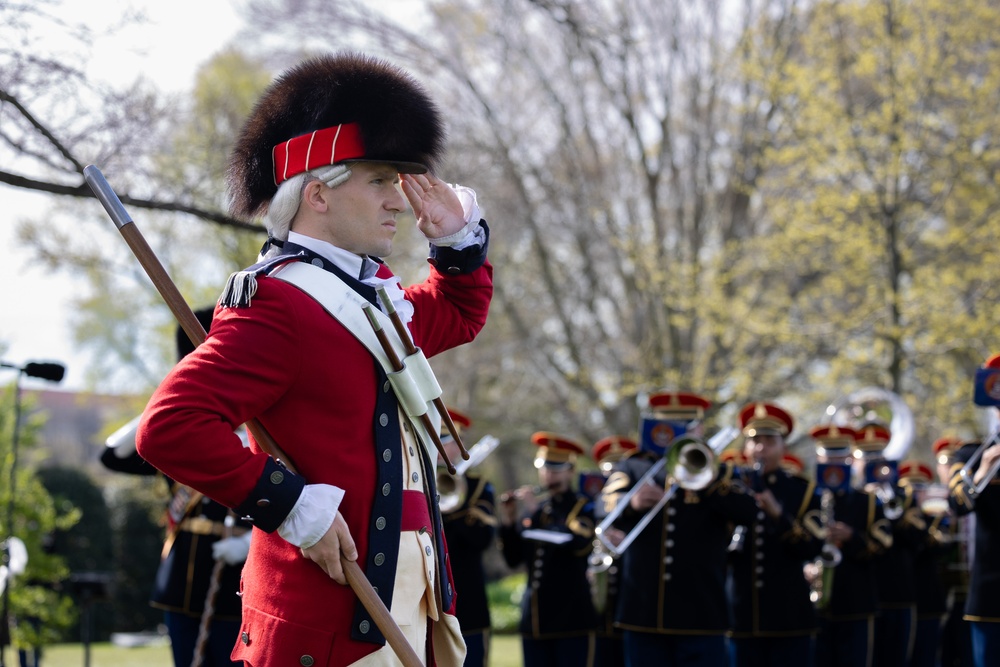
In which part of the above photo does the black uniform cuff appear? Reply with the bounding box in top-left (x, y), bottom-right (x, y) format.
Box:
top-left (428, 220), bottom-right (490, 274)
top-left (234, 457), bottom-right (305, 532)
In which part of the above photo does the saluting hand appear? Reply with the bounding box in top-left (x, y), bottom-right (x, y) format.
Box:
top-left (301, 512), bottom-right (359, 586)
top-left (400, 173), bottom-right (466, 240)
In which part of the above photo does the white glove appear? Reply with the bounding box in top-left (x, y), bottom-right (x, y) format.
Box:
top-left (212, 531), bottom-right (251, 565)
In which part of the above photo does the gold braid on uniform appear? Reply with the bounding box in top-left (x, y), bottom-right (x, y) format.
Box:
top-left (866, 490), bottom-right (893, 554)
top-left (949, 464), bottom-right (975, 510)
top-left (707, 462), bottom-right (740, 496)
top-left (900, 488), bottom-right (926, 530)
top-left (567, 497), bottom-right (596, 557)
top-left (445, 475), bottom-right (499, 527)
top-left (783, 477), bottom-right (818, 544)
top-left (602, 471), bottom-right (632, 514)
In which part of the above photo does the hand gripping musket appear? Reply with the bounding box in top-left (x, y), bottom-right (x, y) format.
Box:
top-left (591, 426), bottom-right (739, 563)
top-left (83, 165), bottom-right (423, 667)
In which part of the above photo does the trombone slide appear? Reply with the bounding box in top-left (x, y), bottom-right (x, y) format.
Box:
top-left (956, 424), bottom-right (1000, 500)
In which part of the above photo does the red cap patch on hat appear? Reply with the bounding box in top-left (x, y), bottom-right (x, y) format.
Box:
top-left (647, 392), bottom-right (712, 419)
top-left (739, 402), bottom-right (794, 438)
top-left (531, 432), bottom-right (586, 467)
top-left (592, 436), bottom-right (638, 469)
top-left (932, 436), bottom-right (961, 462)
top-left (898, 459), bottom-right (933, 485)
top-left (855, 422), bottom-right (892, 453)
top-left (810, 424), bottom-right (858, 451)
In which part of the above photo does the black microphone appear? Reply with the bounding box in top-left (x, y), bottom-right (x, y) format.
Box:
top-left (22, 362), bottom-right (66, 383)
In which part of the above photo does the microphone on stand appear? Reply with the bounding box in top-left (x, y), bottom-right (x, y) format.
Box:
top-left (22, 362), bottom-right (66, 383)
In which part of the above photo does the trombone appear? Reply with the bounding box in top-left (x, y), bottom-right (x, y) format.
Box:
top-left (591, 427), bottom-right (738, 565)
top-left (438, 435), bottom-right (500, 514)
top-left (955, 422), bottom-right (1000, 501)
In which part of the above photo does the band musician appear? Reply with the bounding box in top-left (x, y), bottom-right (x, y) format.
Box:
top-left (947, 353), bottom-right (1000, 667)
top-left (589, 435), bottom-right (637, 667)
top-left (599, 391), bottom-right (757, 667)
top-left (727, 401), bottom-right (822, 667)
top-left (854, 423), bottom-right (920, 667)
top-left (498, 432), bottom-right (597, 667)
top-left (809, 425), bottom-right (892, 667)
top-left (932, 436), bottom-right (974, 667)
top-left (439, 408), bottom-right (497, 667)
top-left (896, 459), bottom-right (948, 667)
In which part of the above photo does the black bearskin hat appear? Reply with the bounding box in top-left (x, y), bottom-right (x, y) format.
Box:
top-left (227, 52), bottom-right (445, 219)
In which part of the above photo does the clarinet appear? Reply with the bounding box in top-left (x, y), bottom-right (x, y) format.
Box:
top-left (808, 489), bottom-right (842, 609)
top-left (728, 462), bottom-right (763, 553)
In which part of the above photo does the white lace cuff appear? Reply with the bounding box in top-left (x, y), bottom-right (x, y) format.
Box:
top-left (277, 483), bottom-right (344, 549)
top-left (429, 184), bottom-right (485, 248)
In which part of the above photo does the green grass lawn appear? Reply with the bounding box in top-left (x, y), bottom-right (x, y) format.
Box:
top-left (2, 634), bottom-right (524, 666)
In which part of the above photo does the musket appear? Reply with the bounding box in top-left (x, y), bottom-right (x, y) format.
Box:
top-left (375, 286), bottom-right (470, 461)
top-left (83, 165), bottom-right (422, 667)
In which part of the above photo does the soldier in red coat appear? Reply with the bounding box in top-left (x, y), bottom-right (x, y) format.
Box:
top-left (136, 52), bottom-right (493, 667)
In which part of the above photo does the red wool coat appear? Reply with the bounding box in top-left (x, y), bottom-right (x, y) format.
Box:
top-left (137, 257), bottom-right (492, 666)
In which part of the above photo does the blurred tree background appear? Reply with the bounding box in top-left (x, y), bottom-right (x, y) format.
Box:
top-left (0, 384), bottom-right (79, 649)
top-left (2, 0), bottom-right (1000, 639)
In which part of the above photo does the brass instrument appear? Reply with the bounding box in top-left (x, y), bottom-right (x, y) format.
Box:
top-left (955, 422), bottom-right (1000, 501)
top-left (827, 387), bottom-right (915, 520)
top-left (872, 470), bottom-right (905, 521)
top-left (591, 427), bottom-right (738, 564)
top-left (825, 387), bottom-right (914, 461)
top-left (438, 435), bottom-right (500, 514)
top-left (498, 485), bottom-right (550, 505)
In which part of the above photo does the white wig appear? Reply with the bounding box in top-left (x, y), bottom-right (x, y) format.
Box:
top-left (260, 163), bottom-right (352, 259)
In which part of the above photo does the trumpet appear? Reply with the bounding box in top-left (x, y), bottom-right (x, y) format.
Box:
top-left (592, 427), bottom-right (738, 561)
top-left (955, 423), bottom-right (1000, 501)
top-left (498, 485), bottom-right (550, 505)
top-left (438, 435), bottom-right (500, 514)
